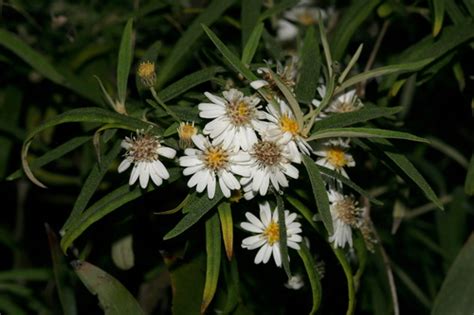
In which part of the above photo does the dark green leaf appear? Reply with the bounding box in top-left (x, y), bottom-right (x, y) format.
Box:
top-left (432, 233), bottom-right (474, 315)
top-left (276, 194), bottom-right (291, 278)
top-left (330, 0), bottom-right (381, 60)
top-left (295, 26), bottom-right (321, 103)
top-left (218, 202), bottom-right (234, 260)
top-left (298, 242), bottom-right (322, 314)
top-left (302, 155), bottom-right (333, 234)
top-left (259, 0), bottom-right (299, 21)
top-left (241, 0), bottom-right (263, 47)
top-left (285, 195), bottom-right (318, 230)
top-left (431, 0), bottom-right (446, 36)
top-left (312, 106), bottom-right (403, 132)
top-left (117, 19), bottom-right (134, 105)
top-left (308, 127), bottom-right (428, 143)
top-left (241, 23), bottom-right (264, 65)
top-left (164, 188), bottom-right (224, 240)
top-left (332, 247), bottom-right (356, 315)
top-left (72, 260), bottom-right (145, 315)
top-left (464, 155), bottom-right (474, 195)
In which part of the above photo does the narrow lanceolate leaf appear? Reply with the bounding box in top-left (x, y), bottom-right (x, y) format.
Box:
top-left (336, 58), bottom-right (433, 93)
top-left (298, 242), bottom-right (322, 314)
top-left (241, 23), bottom-right (264, 65)
top-left (367, 138), bottom-right (443, 209)
top-left (241, 0), bottom-right (263, 47)
top-left (72, 260), bottom-right (145, 315)
top-left (332, 247), bottom-right (356, 315)
top-left (302, 155), bottom-right (333, 234)
top-left (21, 107), bottom-right (152, 187)
top-left (0, 29), bottom-right (64, 84)
top-left (164, 188), bottom-right (224, 240)
top-left (218, 202), bottom-right (234, 260)
top-left (276, 194), bottom-right (291, 278)
top-left (307, 127), bottom-right (429, 143)
top-left (157, 0), bottom-right (235, 87)
top-left (317, 165), bottom-right (383, 206)
top-left (295, 26), bottom-right (321, 103)
top-left (61, 140), bottom-right (122, 233)
top-left (312, 106), bottom-right (403, 132)
top-left (432, 233), bottom-right (474, 315)
top-left (201, 213), bottom-right (222, 314)
top-left (330, 0), bottom-right (381, 60)
top-left (431, 0), bottom-right (445, 37)
top-left (202, 24), bottom-right (258, 82)
top-left (45, 224), bottom-right (77, 315)
top-left (117, 18), bottom-right (134, 105)
top-left (464, 155), bottom-right (474, 195)
top-left (158, 66), bottom-right (225, 102)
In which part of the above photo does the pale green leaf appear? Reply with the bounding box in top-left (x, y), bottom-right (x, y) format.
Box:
top-left (295, 26), bottom-right (321, 103)
top-left (72, 260), bottom-right (145, 315)
top-left (241, 23), bottom-right (264, 65)
top-left (218, 202), bottom-right (234, 260)
top-left (201, 213), bottom-right (222, 314)
top-left (276, 194), bottom-right (291, 278)
top-left (117, 18), bottom-right (134, 105)
top-left (241, 0), bottom-right (263, 47)
top-left (298, 242), bottom-right (322, 314)
top-left (308, 127), bottom-right (428, 143)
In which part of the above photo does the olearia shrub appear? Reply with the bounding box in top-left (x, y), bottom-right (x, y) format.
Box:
top-left (2, 0), bottom-right (473, 314)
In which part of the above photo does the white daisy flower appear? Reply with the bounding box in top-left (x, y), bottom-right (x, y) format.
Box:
top-left (261, 100), bottom-right (312, 163)
top-left (118, 130), bottom-right (176, 189)
top-left (198, 88), bottom-right (266, 151)
top-left (314, 138), bottom-right (355, 178)
top-left (285, 274), bottom-right (305, 290)
top-left (276, 0), bottom-right (331, 42)
top-left (327, 190), bottom-right (363, 248)
top-left (241, 201), bottom-right (302, 267)
top-left (240, 139), bottom-right (299, 199)
top-left (312, 86), bottom-right (363, 116)
top-left (179, 134), bottom-right (250, 199)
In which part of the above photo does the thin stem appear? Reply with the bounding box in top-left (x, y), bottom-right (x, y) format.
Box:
top-left (404, 195), bottom-right (453, 219)
top-left (150, 87), bottom-right (181, 122)
top-left (303, 75), bottom-right (336, 136)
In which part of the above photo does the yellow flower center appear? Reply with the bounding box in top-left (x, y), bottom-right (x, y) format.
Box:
top-left (297, 12), bottom-right (317, 26)
top-left (178, 122), bottom-right (197, 140)
top-left (137, 61), bottom-right (156, 87)
top-left (204, 147), bottom-right (228, 171)
top-left (263, 221), bottom-right (280, 245)
top-left (227, 100), bottom-right (253, 126)
top-left (280, 115), bottom-right (299, 135)
top-left (326, 148), bottom-right (348, 168)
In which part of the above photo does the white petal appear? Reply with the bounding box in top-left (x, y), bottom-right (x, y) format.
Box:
top-left (207, 173), bottom-right (216, 199)
top-left (153, 160), bottom-right (169, 179)
top-left (250, 80), bottom-right (269, 90)
top-left (139, 163), bottom-right (150, 188)
top-left (118, 159), bottom-right (131, 173)
top-left (218, 176), bottom-right (231, 197)
top-left (150, 169), bottom-right (163, 186)
top-left (179, 156), bottom-right (202, 167)
top-left (262, 244), bottom-right (273, 263)
top-left (245, 212), bottom-right (265, 230)
top-left (260, 202), bottom-right (272, 226)
top-left (187, 170), bottom-right (204, 188)
top-left (129, 164), bottom-right (140, 185)
top-left (204, 92), bottom-right (226, 106)
top-left (272, 245), bottom-right (282, 267)
top-left (191, 134), bottom-right (207, 151)
top-left (157, 147), bottom-right (176, 159)
top-left (254, 244), bottom-right (268, 264)
top-left (196, 170), bottom-right (210, 193)
top-left (241, 222), bottom-right (263, 233)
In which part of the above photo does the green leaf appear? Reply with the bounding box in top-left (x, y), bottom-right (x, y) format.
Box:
top-left (158, 66), bottom-right (225, 102)
top-left (367, 138), bottom-right (443, 209)
top-left (0, 268), bottom-right (51, 281)
top-left (464, 155), bottom-right (474, 195)
top-left (312, 106), bottom-right (403, 132)
top-left (201, 213), bottom-right (222, 314)
top-left (164, 188), bottom-right (224, 240)
top-left (241, 23), bottom-right (264, 65)
top-left (337, 58), bottom-right (433, 93)
top-left (298, 242), bottom-right (322, 314)
top-left (0, 29), bottom-right (64, 84)
top-left (117, 18), bottom-right (134, 105)
top-left (276, 194), bottom-right (291, 278)
top-left (46, 224), bottom-right (77, 315)
top-left (432, 233), bottom-right (474, 315)
top-left (202, 24), bottom-right (258, 82)
top-left (392, 263), bottom-right (431, 309)
top-left (156, 0), bottom-right (235, 87)
top-left (218, 202), bottom-right (234, 260)
top-left (302, 155), bottom-right (333, 234)
top-left (285, 195), bottom-right (318, 230)
top-left (332, 247), bottom-right (356, 315)
top-left (21, 107), bottom-right (152, 187)
top-left (241, 0), bottom-right (263, 47)
top-left (7, 136), bottom-right (91, 181)
top-left (0, 86), bottom-right (22, 179)
top-left (330, 0), bottom-right (381, 60)
top-left (61, 140), bottom-right (122, 234)
top-left (308, 127), bottom-right (428, 143)
top-left (431, 0), bottom-right (445, 36)
top-left (295, 26), bottom-right (321, 103)
top-left (72, 260), bottom-right (145, 315)
top-left (317, 165), bottom-right (383, 206)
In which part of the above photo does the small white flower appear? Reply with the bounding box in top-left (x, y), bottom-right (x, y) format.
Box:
top-left (118, 131), bottom-right (176, 189)
top-left (285, 274), bottom-right (305, 290)
top-left (276, 0), bottom-right (331, 42)
top-left (198, 89), bottom-right (266, 151)
top-left (240, 139), bottom-right (299, 199)
top-left (312, 86), bottom-right (363, 116)
top-left (262, 100), bottom-right (312, 163)
top-left (314, 138), bottom-right (355, 178)
top-left (327, 190), bottom-right (363, 248)
top-left (241, 202), bottom-right (302, 267)
top-left (179, 134), bottom-right (250, 199)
